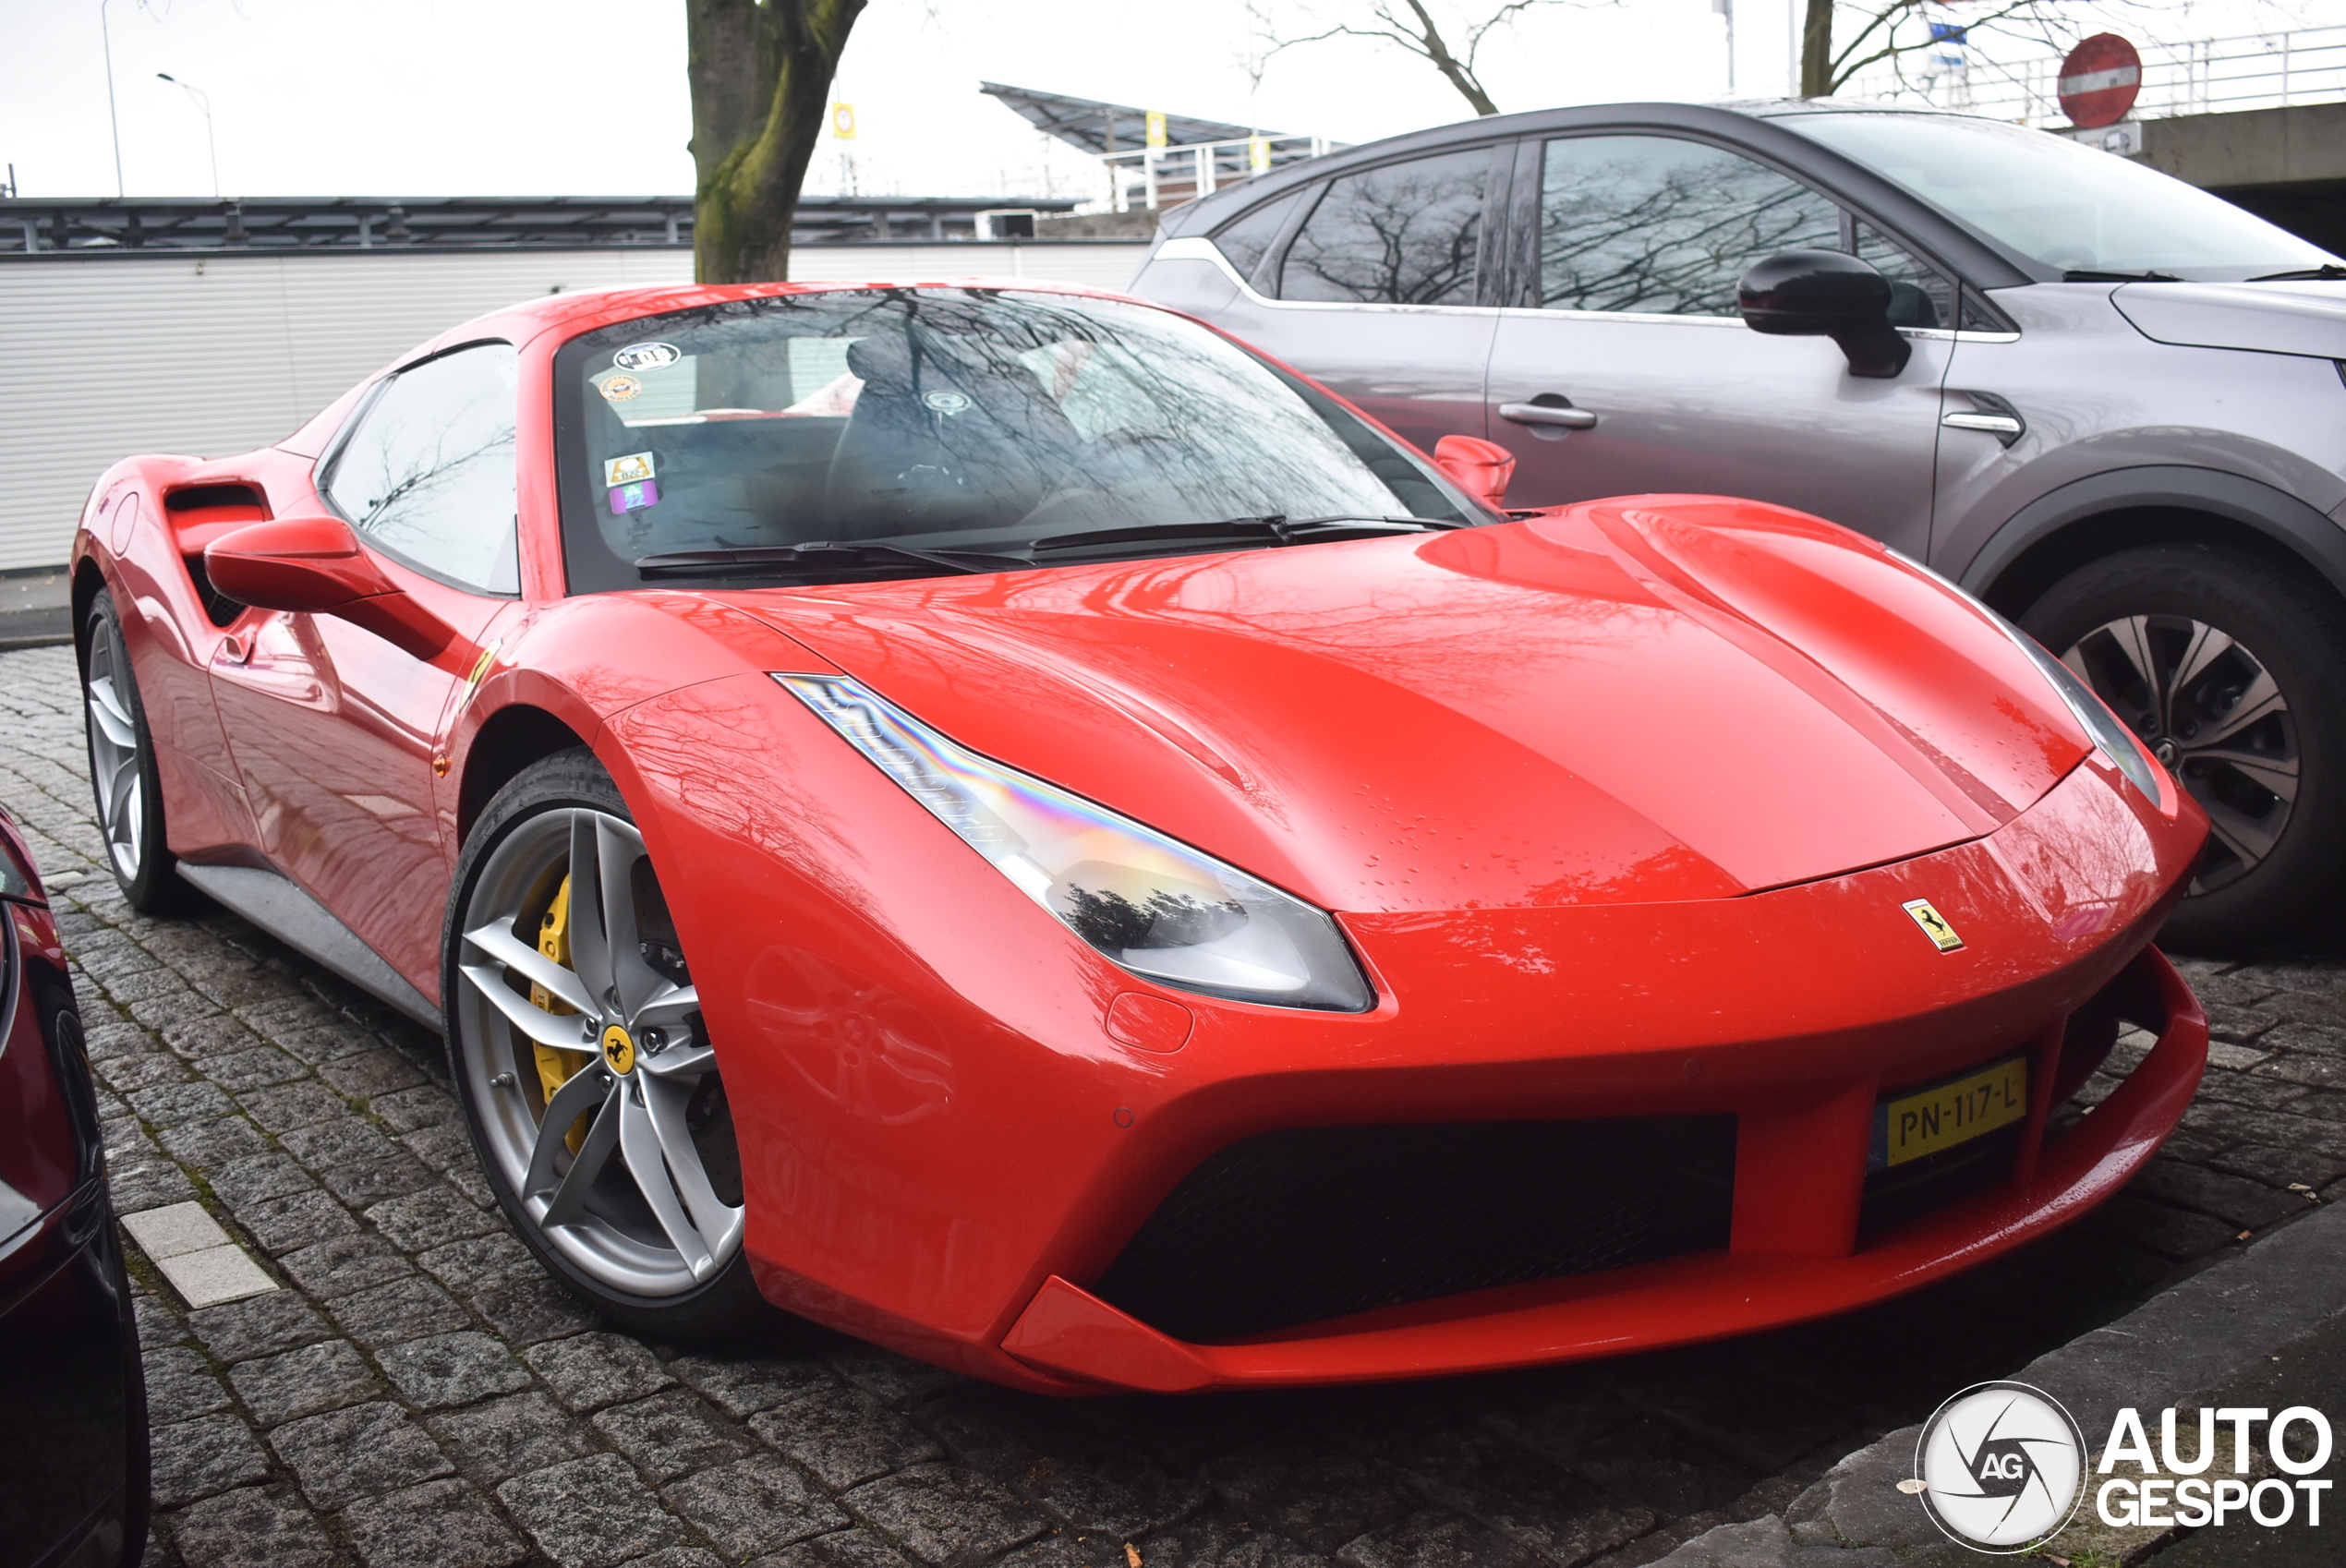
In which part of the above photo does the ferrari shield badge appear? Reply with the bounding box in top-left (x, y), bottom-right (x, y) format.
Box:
top-left (1902, 899), bottom-right (1965, 953)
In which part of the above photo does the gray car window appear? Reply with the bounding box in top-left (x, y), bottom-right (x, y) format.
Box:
top-left (324, 343), bottom-right (520, 595)
top-left (1538, 135), bottom-right (1842, 316)
top-left (1277, 147), bottom-right (1490, 306)
top-left (1784, 112), bottom-right (2340, 281)
top-left (1212, 187), bottom-right (1306, 286)
top-left (1856, 222), bottom-right (1949, 328)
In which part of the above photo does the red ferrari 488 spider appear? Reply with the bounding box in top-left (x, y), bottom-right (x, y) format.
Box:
top-left (72, 280), bottom-right (2208, 1393)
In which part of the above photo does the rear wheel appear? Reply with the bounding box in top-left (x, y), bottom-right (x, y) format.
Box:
top-left (79, 591), bottom-right (190, 913)
top-left (442, 750), bottom-right (766, 1338)
top-left (2021, 544), bottom-right (2346, 952)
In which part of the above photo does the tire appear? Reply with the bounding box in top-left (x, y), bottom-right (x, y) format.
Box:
top-left (79, 591), bottom-right (194, 914)
top-left (441, 748), bottom-right (769, 1340)
top-left (2020, 543), bottom-right (2346, 953)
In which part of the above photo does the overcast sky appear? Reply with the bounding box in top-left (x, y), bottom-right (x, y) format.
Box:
top-left (0, 0), bottom-right (2329, 203)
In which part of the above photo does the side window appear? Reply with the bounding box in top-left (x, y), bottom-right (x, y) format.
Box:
top-left (1276, 147), bottom-right (1492, 306)
top-left (1856, 222), bottom-right (1952, 329)
top-left (324, 343), bottom-right (520, 595)
top-left (1537, 135), bottom-right (1841, 316)
top-left (1211, 188), bottom-right (1305, 287)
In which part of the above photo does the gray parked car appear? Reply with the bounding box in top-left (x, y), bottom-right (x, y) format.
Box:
top-left (1130, 100), bottom-right (2346, 950)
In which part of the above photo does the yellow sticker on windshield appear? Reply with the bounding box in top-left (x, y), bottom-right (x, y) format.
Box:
top-left (604, 452), bottom-right (654, 487)
top-left (599, 373), bottom-right (642, 403)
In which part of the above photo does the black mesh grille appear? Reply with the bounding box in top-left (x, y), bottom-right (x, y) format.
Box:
top-left (1090, 1116), bottom-right (1736, 1344)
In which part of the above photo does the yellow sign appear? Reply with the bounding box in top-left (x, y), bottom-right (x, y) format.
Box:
top-left (600, 1024), bottom-right (636, 1076)
top-left (1144, 110), bottom-right (1167, 148)
top-left (1877, 1055), bottom-right (2028, 1167)
top-left (1902, 898), bottom-right (1964, 952)
top-left (831, 102), bottom-right (856, 140)
top-left (1248, 134), bottom-right (1272, 173)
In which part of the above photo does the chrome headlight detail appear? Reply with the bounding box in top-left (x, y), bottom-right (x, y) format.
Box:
top-left (2006, 630), bottom-right (2162, 801)
top-left (777, 674), bottom-right (1375, 1012)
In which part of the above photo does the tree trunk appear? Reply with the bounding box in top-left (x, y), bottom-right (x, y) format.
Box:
top-left (685, 0), bottom-right (866, 284)
top-left (1396, 0), bottom-right (1503, 115)
top-left (1800, 0), bottom-right (1833, 96)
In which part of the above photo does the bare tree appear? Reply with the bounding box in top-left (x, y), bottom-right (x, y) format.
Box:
top-left (686, 0), bottom-right (867, 284)
top-left (1799, 0), bottom-right (2133, 98)
top-left (1245, 0), bottom-right (1614, 118)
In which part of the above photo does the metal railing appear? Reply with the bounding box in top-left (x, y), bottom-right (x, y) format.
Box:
top-left (1101, 133), bottom-right (1336, 211)
top-left (1841, 23), bottom-right (2346, 127)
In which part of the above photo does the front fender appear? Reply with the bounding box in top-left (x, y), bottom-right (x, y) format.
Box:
top-left (1957, 464), bottom-right (2346, 607)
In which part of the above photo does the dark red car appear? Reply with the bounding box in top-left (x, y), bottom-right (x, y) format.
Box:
top-left (0, 804), bottom-right (149, 1564)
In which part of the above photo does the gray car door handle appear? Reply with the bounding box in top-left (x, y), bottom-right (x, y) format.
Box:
top-left (1499, 402), bottom-right (1599, 429)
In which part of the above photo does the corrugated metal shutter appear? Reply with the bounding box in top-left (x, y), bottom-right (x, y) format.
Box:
top-left (0, 241), bottom-right (1148, 571)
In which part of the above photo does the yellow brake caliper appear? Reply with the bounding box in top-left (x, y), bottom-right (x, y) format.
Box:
top-left (531, 875), bottom-right (590, 1154)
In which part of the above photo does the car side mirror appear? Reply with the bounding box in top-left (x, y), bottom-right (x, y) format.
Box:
top-left (204, 515), bottom-right (457, 661)
top-left (1736, 249), bottom-right (1913, 380)
top-left (1433, 434), bottom-right (1518, 512)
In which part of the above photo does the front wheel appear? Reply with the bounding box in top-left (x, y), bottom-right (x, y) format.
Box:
top-left (2021, 544), bottom-right (2346, 952)
top-left (442, 749), bottom-right (766, 1339)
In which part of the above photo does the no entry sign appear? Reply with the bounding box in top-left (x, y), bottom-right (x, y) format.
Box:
top-left (2059, 33), bottom-right (2143, 127)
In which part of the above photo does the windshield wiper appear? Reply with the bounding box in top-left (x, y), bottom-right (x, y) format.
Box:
top-left (1023, 513), bottom-right (1465, 556)
top-left (635, 541), bottom-right (1026, 580)
top-left (2246, 264), bottom-right (2346, 282)
top-left (2062, 269), bottom-right (2183, 283)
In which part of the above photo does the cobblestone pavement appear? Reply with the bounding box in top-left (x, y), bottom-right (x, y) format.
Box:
top-left (8, 640), bottom-right (2346, 1568)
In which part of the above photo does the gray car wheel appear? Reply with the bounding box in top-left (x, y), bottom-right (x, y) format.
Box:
top-left (2023, 544), bottom-right (2346, 952)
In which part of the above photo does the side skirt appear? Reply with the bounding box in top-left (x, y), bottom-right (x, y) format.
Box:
top-left (175, 863), bottom-right (443, 1031)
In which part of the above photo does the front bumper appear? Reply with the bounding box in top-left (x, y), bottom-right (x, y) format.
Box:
top-left (611, 672), bottom-right (2207, 1395)
top-left (1000, 945), bottom-right (2204, 1391)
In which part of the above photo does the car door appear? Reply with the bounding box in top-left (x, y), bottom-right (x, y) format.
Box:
top-left (209, 342), bottom-right (519, 989)
top-left (1192, 143), bottom-right (1506, 459)
top-left (1483, 132), bottom-right (1953, 556)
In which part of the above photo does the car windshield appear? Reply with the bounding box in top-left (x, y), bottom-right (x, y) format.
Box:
top-left (552, 287), bottom-right (1485, 591)
top-left (1781, 111), bottom-right (2342, 282)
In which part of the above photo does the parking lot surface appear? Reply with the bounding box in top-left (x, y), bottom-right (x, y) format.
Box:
top-left (6, 641), bottom-right (2346, 1568)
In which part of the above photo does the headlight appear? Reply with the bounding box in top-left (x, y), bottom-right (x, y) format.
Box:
top-left (1891, 551), bottom-right (2161, 800)
top-left (778, 674), bottom-right (1375, 1012)
top-left (2005, 630), bottom-right (2163, 800)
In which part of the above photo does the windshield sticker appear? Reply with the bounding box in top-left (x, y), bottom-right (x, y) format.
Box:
top-left (599, 373), bottom-right (642, 403)
top-left (923, 390), bottom-right (973, 416)
top-left (604, 452), bottom-right (656, 488)
top-left (612, 342), bottom-right (682, 372)
top-left (609, 479), bottom-right (660, 514)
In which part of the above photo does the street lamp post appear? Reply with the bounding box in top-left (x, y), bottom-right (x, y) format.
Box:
top-left (157, 73), bottom-right (219, 199)
top-left (101, 0), bottom-right (125, 197)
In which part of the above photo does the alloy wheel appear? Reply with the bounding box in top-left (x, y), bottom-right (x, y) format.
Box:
top-left (2062, 614), bottom-right (2297, 895)
top-left (453, 808), bottom-right (744, 1296)
top-left (84, 612), bottom-right (145, 882)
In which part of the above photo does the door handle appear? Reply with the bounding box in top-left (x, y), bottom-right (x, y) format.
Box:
top-left (1943, 392), bottom-right (2026, 447)
top-left (1942, 412), bottom-right (2022, 437)
top-left (1499, 402), bottom-right (1599, 429)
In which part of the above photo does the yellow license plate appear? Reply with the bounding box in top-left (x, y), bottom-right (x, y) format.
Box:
top-left (1871, 1055), bottom-right (2029, 1169)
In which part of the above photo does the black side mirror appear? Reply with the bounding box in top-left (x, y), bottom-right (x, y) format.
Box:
top-left (1737, 249), bottom-right (1913, 380)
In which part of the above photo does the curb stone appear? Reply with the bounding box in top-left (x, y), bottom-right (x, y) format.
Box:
top-left (1653, 1199), bottom-right (2346, 1564)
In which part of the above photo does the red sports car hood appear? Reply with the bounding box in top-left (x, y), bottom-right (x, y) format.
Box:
top-left (728, 497), bottom-right (2090, 914)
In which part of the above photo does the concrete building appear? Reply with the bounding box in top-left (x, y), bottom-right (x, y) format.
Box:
top-left (0, 196), bottom-right (1153, 585)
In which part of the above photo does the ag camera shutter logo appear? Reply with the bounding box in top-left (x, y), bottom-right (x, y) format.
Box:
top-left (1914, 1381), bottom-right (2086, 1551)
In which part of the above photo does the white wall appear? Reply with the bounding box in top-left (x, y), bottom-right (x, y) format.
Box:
top-left (0, 241), bottom-right (1150, 572)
